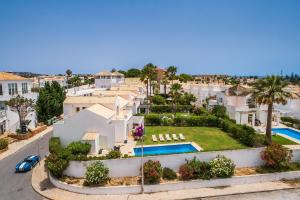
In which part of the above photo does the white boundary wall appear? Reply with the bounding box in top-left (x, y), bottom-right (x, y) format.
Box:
top-left (64, 147), bottom-right (300, 178)
top-left (50, 171), bottom-right (300, 195)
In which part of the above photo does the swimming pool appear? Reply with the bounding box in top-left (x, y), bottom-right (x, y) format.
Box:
top-left (133, 143), bottom-right (199, 156)
top-left (272, 128), bottom-right (300, 141)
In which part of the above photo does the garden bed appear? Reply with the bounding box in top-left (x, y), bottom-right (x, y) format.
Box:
top-left (8, 125), bottom-right (47, 140)
top-left (49, 170), bottom-right (300, 195)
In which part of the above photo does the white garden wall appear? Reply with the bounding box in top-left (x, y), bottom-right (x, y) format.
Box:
top-left (50, 170), bottom-right (300, 195)
top-left (64, 148), bottom-right (300, 178)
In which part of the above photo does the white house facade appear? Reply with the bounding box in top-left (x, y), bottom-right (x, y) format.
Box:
top-left (94, 71), bottom-right (125, 89)
top-left (0, 72), bottom-right (38, 134)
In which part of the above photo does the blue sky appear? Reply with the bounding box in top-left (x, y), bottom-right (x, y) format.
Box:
top-left (0, 0), bottom-right (300, 75)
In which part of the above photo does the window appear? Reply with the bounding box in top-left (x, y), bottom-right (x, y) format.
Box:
top-left (22, 83), bottom-right (28, 94)
top-left (8, 83), bottom-right (18, 95)
top-left (0, 84), bottom-right (2, 95)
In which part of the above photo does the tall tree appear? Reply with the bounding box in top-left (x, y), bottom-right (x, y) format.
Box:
top-left (66, 69), bottom-right (72, 86)
top-left (166, 66), bottom-right (177, 85)
top-left (251, 76), bottom-right (292, 144)
top-left (169, 83), bottom-right (183, 114)
top-left (36, 81), bottom-right (66, 123)
top-left (140, 63), bottom-right (156, 103)
top-left (6, 95), bottom-right (35, 133)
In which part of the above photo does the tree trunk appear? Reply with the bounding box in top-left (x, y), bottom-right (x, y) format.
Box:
top-left (265, 103), bottom-right (273, 145)
top-left (164, 84), bottom-right (167, 95)
top-left (146, 80), bottom-right (149, 114)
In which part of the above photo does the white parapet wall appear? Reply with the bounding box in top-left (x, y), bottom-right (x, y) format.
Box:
top-left (64, 147), bottom-right (300, 178)
top-left (50, 170), bottom-right (300, 195)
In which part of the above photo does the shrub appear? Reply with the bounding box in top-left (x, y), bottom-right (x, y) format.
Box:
top-left (162, 167), bottom-right (177, 180)
top-left (0, 139), bottom-right (8, 150)
top-left (144, 114), bottom-right (162, 125)
top-left (152, 95), bottom-right (166, 105)
top-left (193, 107), bottom-right (208, 116)
top-left (211, 105), bottom-right (227, 118)
top-left (261, 143), bottom-right (292, 169)
top-left (281, 116), bottom-right (296, 124)
top-left (106, 150), bottom-right (121, 159)
top-left (66, 141), bottom-right (91, 155)
top-left (179, 163), bottom-right (194, 180)
top-left (161, 115), bottom-right (173, 126)
top-left (186, 157), bottom-right (211, 179)
top-left (210, 155), bottom-right (235, 178)
top-left (49, 137), bottom-right (63, 154)
top-left (45, 153), bottom-right (69, 178)
top-left (143, 160), bottom-right (162, 184)
top-left (85, 161), bottom-right (109, 185)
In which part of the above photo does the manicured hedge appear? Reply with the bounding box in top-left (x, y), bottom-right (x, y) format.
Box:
top-left (0, 139), bottom-right (8, 150)
top-left (150, 105), bottom-right (195, 113)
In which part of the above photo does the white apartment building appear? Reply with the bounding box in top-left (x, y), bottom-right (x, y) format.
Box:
top-left (53, 95), bottom-right (144, 153)
top-left (0, 72), bottom-right (38, 134)
top-left (34, 76), bottom-right (68, 88)
top-left (94, 71), bottom-right (125, 89)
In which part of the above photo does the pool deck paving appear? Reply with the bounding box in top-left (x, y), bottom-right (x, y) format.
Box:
top-left (32, 159), bottom-right (300, 200)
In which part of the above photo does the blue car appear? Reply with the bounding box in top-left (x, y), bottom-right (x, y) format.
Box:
top-left (15, 155), bottom-right (40, 172)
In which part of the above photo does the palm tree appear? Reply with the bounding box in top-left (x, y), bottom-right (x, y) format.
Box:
top-left (66, 69), bottom-right (72, 87)
top-left (140, 63), bottom-right (156, 107)
top-left (161, 76), bottom-right (169, 96)
top-left (169, 83), bottom-right (183, 114)
top-left (251, 76), bottom-right (292, 144)
top-left (166, 66), bottom-right (177, 85)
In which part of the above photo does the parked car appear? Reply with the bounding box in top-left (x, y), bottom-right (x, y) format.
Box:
top-left (15, 155), bottom-right (40, 173)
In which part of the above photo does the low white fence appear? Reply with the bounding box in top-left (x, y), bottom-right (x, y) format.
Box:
top-left (50, 170), bottom-right (300, 195)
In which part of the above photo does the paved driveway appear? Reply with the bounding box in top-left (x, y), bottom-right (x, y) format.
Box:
top-left (0, 131), bottom-right (52, 200)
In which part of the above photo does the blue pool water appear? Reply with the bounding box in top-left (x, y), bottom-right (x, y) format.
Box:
top-left (272, 128), bottom-right (300, 140)
top-left (133, 143), bottom-right (198, 156)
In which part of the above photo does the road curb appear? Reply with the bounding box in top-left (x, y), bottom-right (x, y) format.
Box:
top-left (32, 160), bottom-right (300, 200)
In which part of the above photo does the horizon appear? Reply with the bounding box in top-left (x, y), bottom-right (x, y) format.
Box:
top-left (1, 0), bottom-right (300, 76)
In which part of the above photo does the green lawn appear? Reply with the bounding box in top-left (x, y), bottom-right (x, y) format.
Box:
top-left (272, 135), bottom-right (298, 145)
top-left (138, 126), bottom-right (247, 151)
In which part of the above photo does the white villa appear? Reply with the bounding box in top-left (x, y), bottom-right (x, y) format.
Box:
top-left (0, 72), bottom-right (38, 134)
top-left (94, 71), bottom-right (125, 89)
top-left (34, 76), bottom-right (68, 88)
top-left (53, 84), bottom-right (145, 154)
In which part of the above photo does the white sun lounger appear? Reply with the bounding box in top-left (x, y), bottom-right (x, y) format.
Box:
top-left (172, 134), bottom-right (178, 141)
top-left (159, 134), bottom-right (165, 142)
top-left (179, 133), bottom-right (185, 140)
top-left (152, 135), bottom-right (158, 142)
top-left (165, 134), bottom-right (172, 141)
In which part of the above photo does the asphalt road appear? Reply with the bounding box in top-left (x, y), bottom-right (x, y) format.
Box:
top-left (0, 131), bottom-right (52, 200)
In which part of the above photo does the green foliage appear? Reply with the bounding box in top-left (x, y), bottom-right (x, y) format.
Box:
top-left (66, 141), bottom-right (91, 155)
top-left (178, 92), bottom-right (197, 105)
top-left (36, 81), bottom-right (66, 123)
top-left (193, 107), bottom-right (208, 116)
top-left (49, 137), bottom-right (63, 154)
top-left (211, 105), bottom-right (227, 118)
top-left (186, 157), bottom-right (211, 179)
top-left (0, 139), bottom-right (8, 150)
top-left (105, 150), bottom-right (121, 159)
top-left (143, 160), bottom-right (163, 184)
top-left (178, 73), bottom-right (193, 83)
top-left (152, 95), bottom-right (166, 105)
top-left (219, 119), bottom-right (260, 147)
top-left (261, 143), bottom-right (292, 169)
top-left (162, 167), bottom-right (177, 180)
top-left (85, 161), bottom-right (109, 185)
top-left (144, 114), bottom-right (162, 125)
top-left (45, 153), bottom-right (69, 178)
top-left (209, 155), bottom-right (235, 178)
top-left (150, 105), bottom-right (194, 113)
